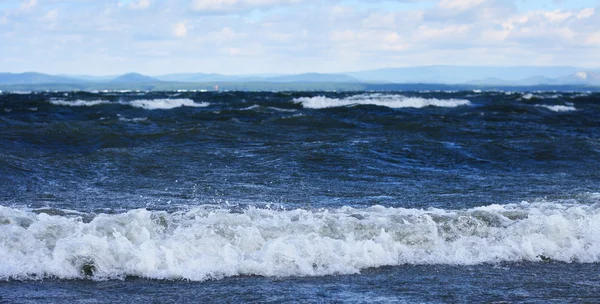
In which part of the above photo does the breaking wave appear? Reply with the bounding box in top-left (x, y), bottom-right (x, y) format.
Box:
top-left (536, 104), bottom-right (577, 112)
top-left (293, 94), bottom-right (471, 109)
top-left (129, 99), bottom-right (209, 110)
top-left (50, 99), bottom-right (111, 107)
top-left (48, 99), bottom-right (209, 110)
top-left (1, 201), bottom-right (599, 281)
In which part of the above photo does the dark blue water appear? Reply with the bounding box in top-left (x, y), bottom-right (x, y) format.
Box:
top-left (1, 90), bottom-right (599, 302)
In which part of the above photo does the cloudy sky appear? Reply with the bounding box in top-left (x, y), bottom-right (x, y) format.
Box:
top-left (1, 0), bottom-right (599, 75)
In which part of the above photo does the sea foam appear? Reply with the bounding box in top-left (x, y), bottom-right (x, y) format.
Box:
top-left (1, 202), bottom-right (599, 281)
top-left (50, 99), bottom-right (111, 107)
top-left (129, 99), bottom-right (209, 110)
top-left (293, 94), bottom-right (471, 109)
top-left (49, 98), bottom-right (209, 110)
top-left (536, 104), bottom-right (577, 112)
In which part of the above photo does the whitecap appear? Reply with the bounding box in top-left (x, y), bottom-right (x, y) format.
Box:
top-left (522, 93), bottom-right (534, 100)
top-left (241, 105), bottom-right (260, 111)
top-left (50, 99), bottom-right (111, 107)
top-left (267, 107), bottom-right (297, 112)
top-left (129, 99), bottom-right (209, 110)
top-left (118, 117), bottom-right (148, 122)
top-left (1, 201), bottom-right (599, 281)
top-left (293, 94), bottom-right (471, 109)
top-left (536, 104), bottom-right (577, 112)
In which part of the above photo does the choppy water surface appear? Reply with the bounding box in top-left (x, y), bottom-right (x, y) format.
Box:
top-left (1, 91), bottom-right (599, 302)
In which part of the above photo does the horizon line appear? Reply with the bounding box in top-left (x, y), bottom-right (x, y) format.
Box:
top-left (2, 64), bottom-right (600, 77)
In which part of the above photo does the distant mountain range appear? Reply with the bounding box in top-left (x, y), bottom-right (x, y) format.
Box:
top-left (1, 66), bottom-right (599, 91)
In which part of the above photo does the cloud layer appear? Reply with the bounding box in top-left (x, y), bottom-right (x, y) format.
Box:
top-left (0, 0), bottom-right (598, 75)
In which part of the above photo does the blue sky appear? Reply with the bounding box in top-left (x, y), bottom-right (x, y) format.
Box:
top-left (1, 0), bottom-right (599, 75)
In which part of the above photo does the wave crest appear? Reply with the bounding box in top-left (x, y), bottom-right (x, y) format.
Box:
top-left (49, 99), bottom-right (110, 107)
top-left (1, 201), bottom-right (599, 281)
top-left (293, 94), bottom-right (471, 109)
top-left (48, 98), bottom-right (209, 110)
top-left (536, 104), bottom-right (577, 112)
top-left (130, 99), bottom-right (209, 110)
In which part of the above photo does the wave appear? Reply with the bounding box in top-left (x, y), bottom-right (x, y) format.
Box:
top-left (293, 94), bottom-right (471, 109)
top-left (129, 99), bottom-right (209, 110)
top-left (118, 116), bottom-right (148, 122)
top-left (50, 99), bottom-right (111, 107)
top-left (48, 99), bottom-right (209, 110)
top-left (522, 93), bottom-right (561, 100)
top-left (536, 104), bottom-right (577, 112)
top-left (1, 201), bottom-right (599, 281)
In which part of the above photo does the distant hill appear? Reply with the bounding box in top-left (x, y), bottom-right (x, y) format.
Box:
top-left (264, 73), bottom-right (359, 83)
top-left (556, 71), bottom-right (600, 85)
top-left (156, 73), bottom-right (240, 82)
top-left (348, 66), bottom-right (592, 84)
top-left (468, 77), bottom-right (517, 86)
top-left (156, 72), bottom-right (358, 83)
top-left (0, 72), bottom-right (82, 84)
top-left (111, 73), bottom-right (159, 83)
top-left (62, 74), bottom-right (116, 82)
top-left (1, 67), bottom-right (600, 91)
top-left (468, 71), bottom-right (600, 86)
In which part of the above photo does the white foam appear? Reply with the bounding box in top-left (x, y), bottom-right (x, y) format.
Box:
top-left (118, 117), bottom-right (148, 122)
top-left (1, 201), bottom-right (599, 281)
top-left (522, 93), bottom-right (534, 100)
top-left (50, 99), bottom-right (111, 107)
top-left (522, 93), bottom-right (561, 100)
top-left (48, 98), bottom-right (209, 110)
top-left (268, 107), bottom-right (297, 112)
top-left (536, 104), bottom-right (577, 112)
top-left (293, 94), bottom-right (471, 109)
top-left (129, 99), bottom-right (209, 110)
top-left (241, 105), bottom-right (260, 111)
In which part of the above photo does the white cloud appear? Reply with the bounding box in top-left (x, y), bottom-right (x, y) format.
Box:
top-left (577, 8), bottom-right (595, 19)
top-left (438, 0), bottom-right (486, 10)
top-left (329, 30), bottom-right (355, 42)
top-left (130, 0), bottom-right (151, 10)
top-left (191, 0), bottom-right (305, 13)
top-left (20, 0), bottom-right (37, 10)
top-left (208, 27), bottom-right (246, 43)
top-left (1, 0), bottom-right (599, 75)
top-left (542, 10), bottom-right (572, 22)
top-left (41, 9), bottom-right (59, 22)
top-left (174, 22), bottom-right (187, 38)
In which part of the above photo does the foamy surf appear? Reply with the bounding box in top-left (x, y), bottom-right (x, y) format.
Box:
top-left (293, 94), bottom-right (471, 109)
top-left (129, 99), bottom-right (209, 110)
top-left (1, 201), bottom-right (599, 281)
top-left (50, 99), bottom-right (111, 107)
top-left (48, 98), bottom-right (209, 110)
top-left (536, 104), bottom-right (577, 112)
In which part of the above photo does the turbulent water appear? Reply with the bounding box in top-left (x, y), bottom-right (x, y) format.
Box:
top-left (1, 90), bottom-right (600, 302)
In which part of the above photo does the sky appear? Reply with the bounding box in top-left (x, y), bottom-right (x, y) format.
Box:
top-left (1, 0), bottom-right (599, 75)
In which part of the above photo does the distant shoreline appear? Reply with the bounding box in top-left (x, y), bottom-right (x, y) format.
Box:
top-left (1, 82), bottom-right (599, 92)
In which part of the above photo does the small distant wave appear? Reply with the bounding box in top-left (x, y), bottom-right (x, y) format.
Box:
top-left (50, 99), bottom-right (111, 107)
top-left (118, 116), bottom-right (148, 122)
top-left (1, 201), bottom-right (599, 281)
top-left (268, 107), bottom-right (297, 113)
top-left (536, 104), bottom-right (577, 112)
top-left (522, 93), bottom-right (561, 100)
top-left (240, 105), bottom-right (297, 112)
top-left (293, 94), bottom-right (471, 109)
top-left (241, 105), bottom-right (261, 111)
top-left (129, 99), bottom-right (209, 110)
top-left (49, 99), bottom-right (209, 110)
